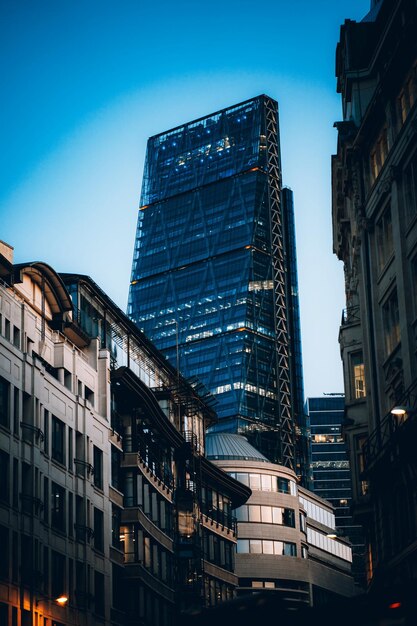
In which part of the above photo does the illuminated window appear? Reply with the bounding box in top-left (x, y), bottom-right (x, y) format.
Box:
top-left (370, 127), bottom-right (389, 183)
top-left (351, 352), bottom-right (366, 399)
top-left (398, 69), bottom-right (416, 124)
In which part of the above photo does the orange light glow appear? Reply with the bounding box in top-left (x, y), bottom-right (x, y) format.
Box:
top-left (388, 602), bottom-right (402, 610)
top-left (56, 596), bottom-right (68, 605)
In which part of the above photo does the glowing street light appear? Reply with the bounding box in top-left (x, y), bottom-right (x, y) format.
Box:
top-left (56, 596), bottom-right (68, 605)
top-left (390, 406), bottom-right (408, 417)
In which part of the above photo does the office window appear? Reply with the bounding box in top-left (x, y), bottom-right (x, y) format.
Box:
top-left (51, 550), bottom-right (65, 599)
top-left (111, 446), bottom-right (121, 491)
top-left (52, 416), bottom-right (65, 464)
top-left (283, 509), bottom-right (295, 528)
top-left (94, 508), bottom-right (104, 553)
top-left (0, 450), bottom-right (9, 504)
top-left (382, 290), bottom-right (400, 355)
top-left (13, 388), bottom-right (19, 434)
top-left (94, 571), bottom-right (105, 616)
top-left (0, 524), bottom-right (9, 580)
top-left (404, 152), bottom-right (417, 224)
top-left (376, 206), bottom-right (393, 272)
top-left (13, 326), bottom-right (20, 349)
top-left (398, 70), bottom-right (417, 124)
top-left (43, 409), bottom-right (49, 455)
top-left (85, 386), bottom-right (94, 408)
top-left (277, 477), bottom-right (290, 493)
top-left (0, 377), bottom-right (10, 429)
top-left (112, 505), bottom-right (122, 549)
top-left (68, 427), bottom-right (73, 472)
top-left (112, 564), bottom-right (125, 611)
top-left (4, 319), bottom-right (10, 341)
top-left (93, 446), bottom-right (103, 490)
top-left (370, 127), bottom-right (389, 183)
top-left (412, 255), bottom-right (417, 318)
top-left (12, 459), bottom-right (18, 508)
top-left (68, 492), bottom-right (73, 538)
top-left (75, 561), bottom-right (87, 608)
top-left (51, 482), bottom-right (65, 533)
top-left (351, 352), bottom-right (366, 398)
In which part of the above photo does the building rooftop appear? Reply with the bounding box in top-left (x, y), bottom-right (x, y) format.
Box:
top-left (205, 433), bottom-right (269, 463)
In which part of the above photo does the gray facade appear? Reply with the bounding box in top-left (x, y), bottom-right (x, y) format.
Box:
top-left (332, 0), bottom-right (417, 590)
top-left (0, 242), bottom-right (250, 626)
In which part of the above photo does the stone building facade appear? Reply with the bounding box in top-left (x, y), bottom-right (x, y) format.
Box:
top-left (332, 0), bottom-right (417, 590)
top-left (0, 242), bottom-right (250, 626)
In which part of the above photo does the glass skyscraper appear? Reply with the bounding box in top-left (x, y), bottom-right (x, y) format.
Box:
top-left (129, 95), bottom-right (307, 476)
top-left (306, 395), bottom-right (365, 587)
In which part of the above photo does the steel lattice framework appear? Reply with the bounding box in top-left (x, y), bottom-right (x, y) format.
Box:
top-left (264, 97), bottom-right (295, 470)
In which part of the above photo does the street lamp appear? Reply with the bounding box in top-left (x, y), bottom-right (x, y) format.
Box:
top-left (390, 406), bottom-right (408, 417)
top-left (56, 596), bottom-right (68, 605)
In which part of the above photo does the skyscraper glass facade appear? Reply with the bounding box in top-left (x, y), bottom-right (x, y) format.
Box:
top-left (129, 95), bottom-right (303, 471)
top-left (306, 395), bottom-right (365, 587)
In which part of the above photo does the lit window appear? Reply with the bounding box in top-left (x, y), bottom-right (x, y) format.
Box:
top-left (351, 352), bottom-right (366, 399)
top-left (370, 127), bottom-right (389, 183)
top-left (398, 69), bottom-right (416, 124)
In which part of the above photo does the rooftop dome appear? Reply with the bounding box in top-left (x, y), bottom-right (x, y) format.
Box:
top-left (205, 432), bottom-right (269, 462)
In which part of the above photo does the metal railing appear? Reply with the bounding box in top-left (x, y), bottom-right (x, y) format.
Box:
top-left (341, 305), bottom-right (360, 326)
top-left (201, 502), bottom-right (237, 533)
top-left (363, 378), bottom-right (417, 471)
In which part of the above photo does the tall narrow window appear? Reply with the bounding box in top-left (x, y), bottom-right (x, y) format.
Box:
top-left (404, 151), bottom-right (417, 224)
top-left (111, 446), bottom-right (121, 491)
top-left (13, 388), bottom-right (19, 434)
top-left (68, 427), bottom-right (73, 472)
top-left (94, 508), bottom-right (104, 553)
top-left (51, 416), bottom-right (65, 464)
top-left (51, 550), bottom-right (65, 599)
top-left (0, 451), bottom-right (9, 505)
top-left (398, 70), bottom-right (417, 125)
top-left (93, 446), bottom-right (103, 490)
top-left (351, 352), bottom-right (366, 398)
top-left (94, 571), bottom-right (105, 616)
top-left (51, 482), bottom-right (65, 533)
top-left (376, 206), bottom-right (393, 272)
top-left (382, 290), bottom-right (400, 355)
top-left (0, 377), bottom-right (10, 429)
top-left (370, 127), bottom-right (389, 183)
top-left (43, 409), bottom-right (49, 455)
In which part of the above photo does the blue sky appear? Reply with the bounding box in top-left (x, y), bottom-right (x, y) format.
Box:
top-left (1, 0), bottom-right (370, 397)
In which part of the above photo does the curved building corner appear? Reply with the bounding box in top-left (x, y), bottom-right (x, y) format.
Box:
top-left (206, 433), bottom-right (355, 607)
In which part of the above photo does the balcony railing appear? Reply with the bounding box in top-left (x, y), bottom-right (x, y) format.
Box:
top-left (363, 378), bottom-right (417, 472)
top-left (341, 305), bottom-right (360, 326)
top-left (201, 502), bottom-right (237, 533)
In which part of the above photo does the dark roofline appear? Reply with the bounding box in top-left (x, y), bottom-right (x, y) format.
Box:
top-left (201, 456), bottom-right (251, 509)
top-left (60, 272), bottom-right (217, 421)
top-left (111, 366), bottom-right (250, 508)
top-left (148, 94), bottom-right (277, 141)
top-left (14, 262), bottom-right (73, 314)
